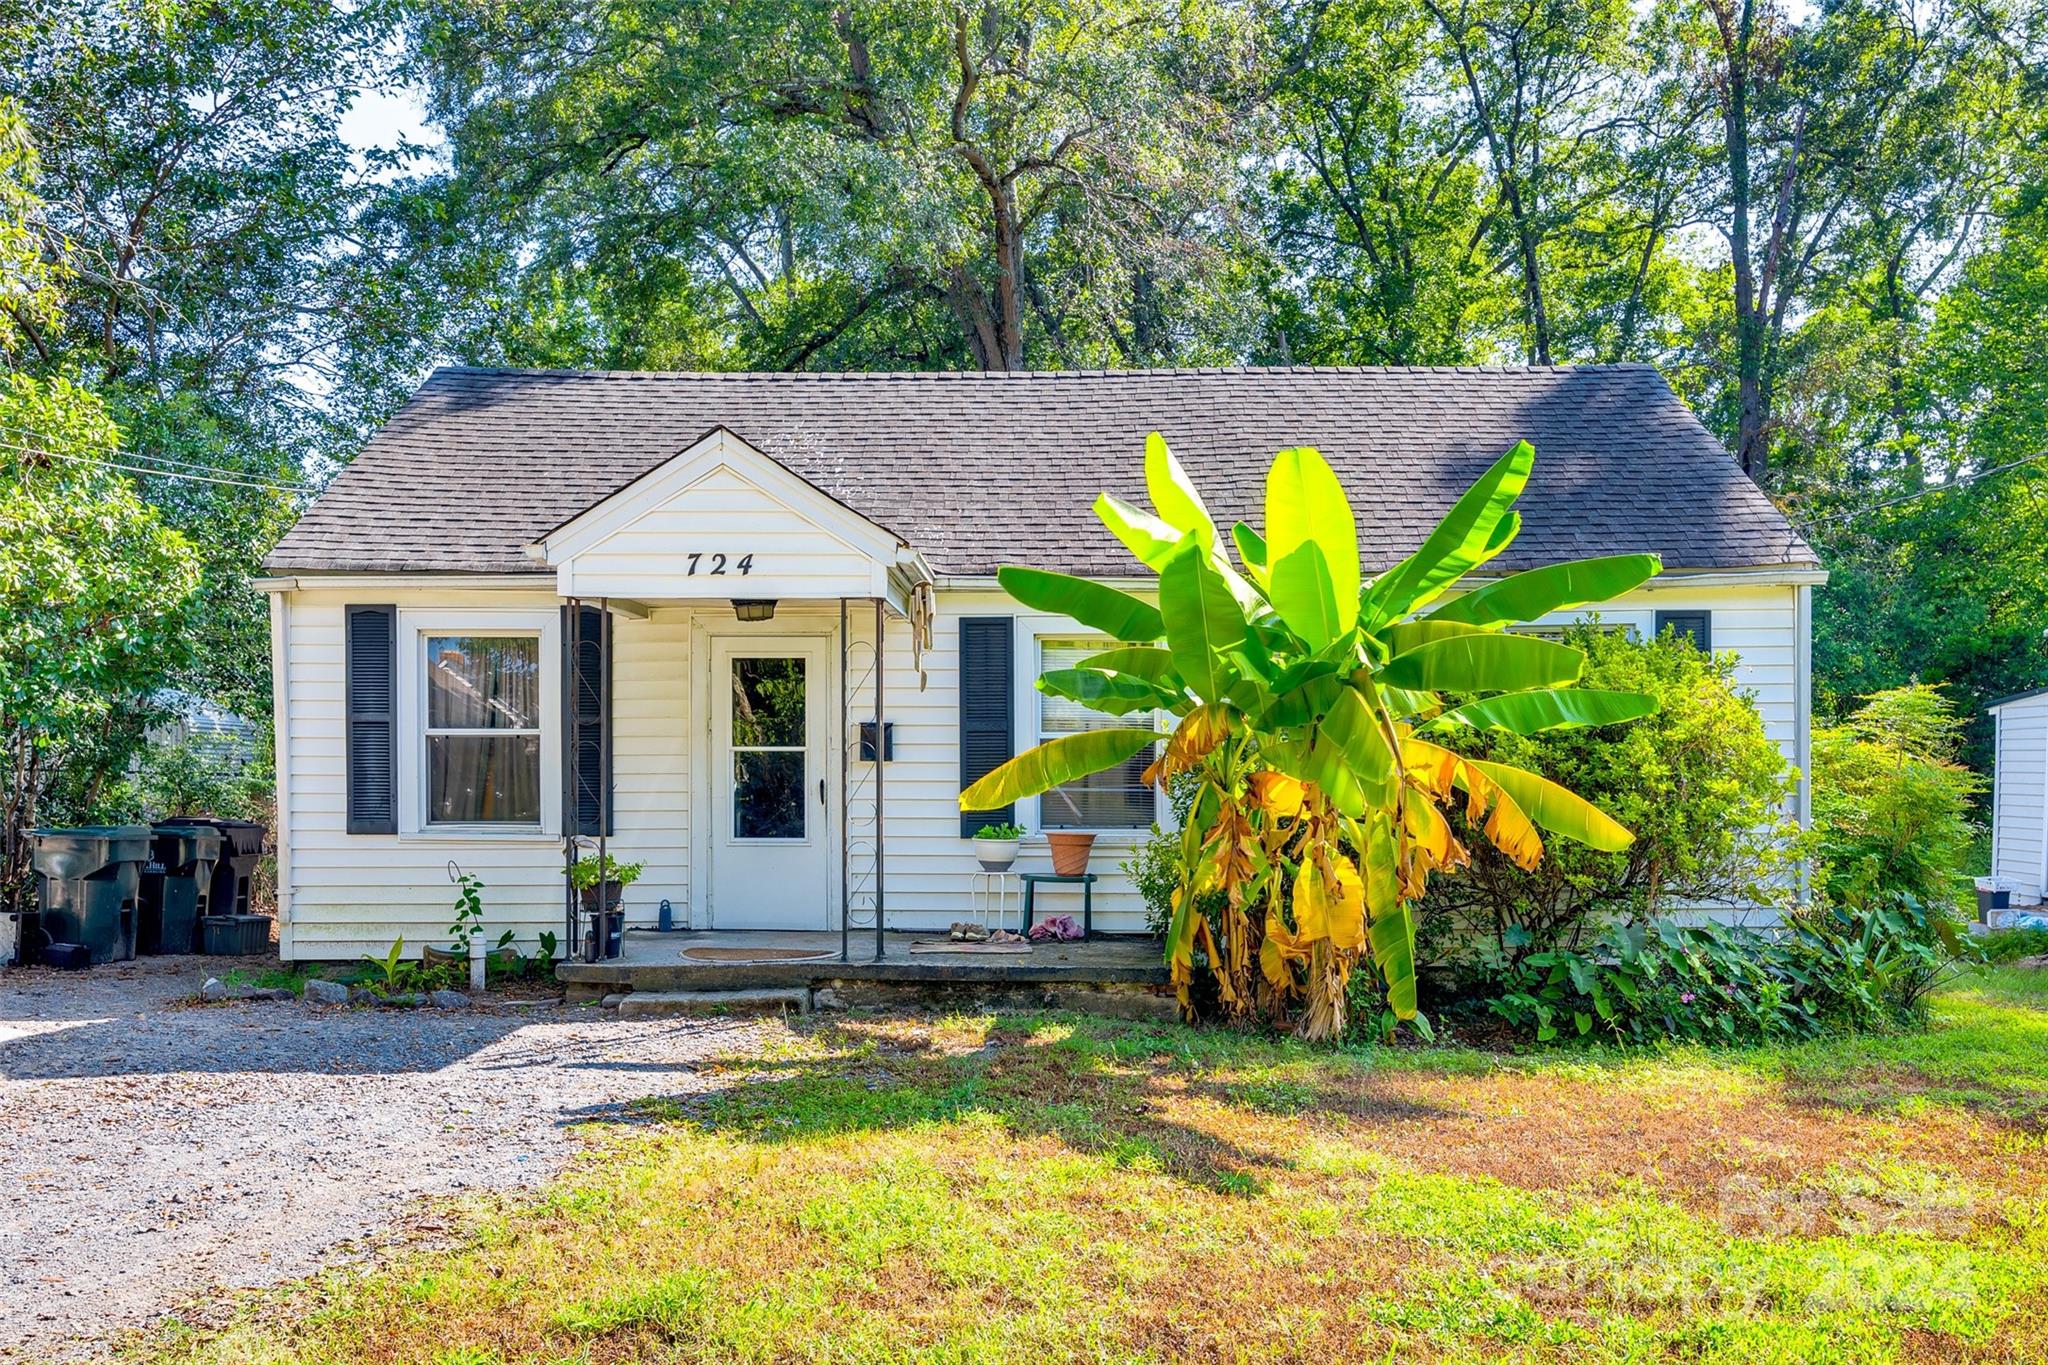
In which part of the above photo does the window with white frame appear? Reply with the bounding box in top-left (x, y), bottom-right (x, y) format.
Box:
top-left (423, 634), bottom-right (543, 824)
top-left (1037, 639), bottom-right (1158, 830)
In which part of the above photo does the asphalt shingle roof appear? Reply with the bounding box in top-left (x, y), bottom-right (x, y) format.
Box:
top-left (266, 365), bottom-right (1817, 577)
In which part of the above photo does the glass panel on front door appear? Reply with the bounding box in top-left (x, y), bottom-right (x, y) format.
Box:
top-left (730, 657), bottom-right (806, 840)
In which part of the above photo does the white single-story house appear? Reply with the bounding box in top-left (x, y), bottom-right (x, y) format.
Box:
top-left (257, 365), bottom-right (1823, 961)
top-left (1987, 686), bottom-right (2048, 909)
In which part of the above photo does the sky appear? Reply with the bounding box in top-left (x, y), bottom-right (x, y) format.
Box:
top-left (337, 82), bottom-right (439, 169)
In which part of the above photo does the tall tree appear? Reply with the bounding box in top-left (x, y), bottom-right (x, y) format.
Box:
top-left (405, 0), bottom-right (1264, 373)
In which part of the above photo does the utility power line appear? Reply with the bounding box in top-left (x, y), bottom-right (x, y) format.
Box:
top-left (1792, 449), bottom-right (2048, 532)
top-left (1, 441), bottom-right (313, 495)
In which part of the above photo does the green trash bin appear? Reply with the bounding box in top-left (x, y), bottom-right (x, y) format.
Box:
top-left (32, 826), bottom-right (152, 964)
top-left (139, 824), bottom-right (222, 955)
top-left (165, 815), bottom-right (264, 916)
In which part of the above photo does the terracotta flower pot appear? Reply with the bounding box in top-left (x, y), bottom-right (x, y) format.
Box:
top-left (1046, 832), bottom-right (1096, 876)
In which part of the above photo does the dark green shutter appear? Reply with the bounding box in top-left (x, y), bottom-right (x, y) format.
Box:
top-left (564, 604), bottom-right (612, 836)
top-left (344, 604), bottom-right (397, 834)
top-left (1654, 610), bottom-right (1712, 652)
top-left (959, 616), bottom-right (1014, 835)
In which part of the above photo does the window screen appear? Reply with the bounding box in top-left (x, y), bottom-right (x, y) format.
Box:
top-left (1037, 640), bottom-right (1158, 830)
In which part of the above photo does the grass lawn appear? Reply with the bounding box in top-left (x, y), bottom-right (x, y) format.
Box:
top-left (136, 969), bottom-right (2048, 1365)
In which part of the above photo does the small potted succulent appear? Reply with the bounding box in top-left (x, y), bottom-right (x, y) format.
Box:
top-left (570, 852), bottom-right (644, 912)
top-left (970, 821), bottom-right (1024, 872)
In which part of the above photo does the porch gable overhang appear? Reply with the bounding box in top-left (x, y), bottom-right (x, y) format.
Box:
top-left (527, 427), bottom-right (930, 610)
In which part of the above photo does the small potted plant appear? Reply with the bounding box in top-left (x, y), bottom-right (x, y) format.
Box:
top-left (570, 852), bottom-right (644, 912)
top-left (970, 821), bottom-right (1024, 871)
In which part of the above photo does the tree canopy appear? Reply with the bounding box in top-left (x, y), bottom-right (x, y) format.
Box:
top-left (3, 0), bottom-right (2046, 790)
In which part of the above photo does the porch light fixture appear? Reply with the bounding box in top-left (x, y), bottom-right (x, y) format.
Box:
top-left (732, 599), bottom-right (777, 622)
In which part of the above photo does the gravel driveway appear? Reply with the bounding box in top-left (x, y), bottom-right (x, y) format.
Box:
top-left (0, 956), bottom-right (772, 1361)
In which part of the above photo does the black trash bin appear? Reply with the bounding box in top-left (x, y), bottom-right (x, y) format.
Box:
top-left (31, 826), bottom-right (152, 964)
top-left (139, 824), bottom-right (223, 955)
top-left (165, 816), bottom-right (264, 916)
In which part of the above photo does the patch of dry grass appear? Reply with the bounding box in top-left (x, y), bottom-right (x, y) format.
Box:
top-left (132, 996), bottom-right (2048, 1365)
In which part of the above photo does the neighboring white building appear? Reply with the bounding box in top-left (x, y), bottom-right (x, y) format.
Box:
top-left (1988, 687), bottom-right (2048, 907)
top-left (257, 365), bottom-right (1824, 961)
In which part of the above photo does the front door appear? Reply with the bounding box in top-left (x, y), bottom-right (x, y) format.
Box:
top-left (706, 635), bottom-right (833, 929)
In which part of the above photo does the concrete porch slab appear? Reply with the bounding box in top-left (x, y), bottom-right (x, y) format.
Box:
top-left (558, 929), bottom-right (1170, 999)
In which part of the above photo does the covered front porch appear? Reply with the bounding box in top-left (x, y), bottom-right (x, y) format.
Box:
top-left (536, 424), bottom-right (1156, 970)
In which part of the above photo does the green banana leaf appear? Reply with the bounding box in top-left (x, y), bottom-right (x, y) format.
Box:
top-left (995, 565), bottom-right (1164, 642)
top-left (1144, 433), bottom-right (1216, 546)
top-left (1426, 554), bottom-right (1663, 627)
top-left (1381, 619), bottom-right (1498, 655)
top-left (1074, 645), bottom-right (1181, 685)
top-left (1364, 816), bottom-right (1416, 1018)
top-left (1432, 688), bottom-right (1658, 734)
top-left (1364, 440), bottom-right (1534, 625)
top-left (1158, 534), bottom-right (1248, 703)
top-left (1232, 522), bottom-right (1268, 581)
top-left (1093, 491), bottom-right (1180, 568)
top-left (1462, 757), bottom-right (1635, 851)
top-left (1036, 668), bottom-right (1174, 716)
top-left (959, 727), bottom-right (1159, 811)
top-left (1319, 686), bottom-right (1397, 808)
top-left (1265, 446), bottom-right (1359, 648)
top-left (1377, 630), bottom-right (1585, 693)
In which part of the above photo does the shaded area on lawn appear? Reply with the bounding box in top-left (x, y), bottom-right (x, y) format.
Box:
top-left (130, 975), bottom-right (2048, 1365)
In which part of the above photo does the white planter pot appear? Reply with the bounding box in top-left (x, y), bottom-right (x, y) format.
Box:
top-left (971, 838), bottom-right (1020, 872)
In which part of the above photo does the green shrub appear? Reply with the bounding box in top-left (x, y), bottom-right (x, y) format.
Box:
top-left (1422, 622), bottom-right (1798, 974)
top-left (1809, 684), bottom-right (1980, 919)
top-left (1485, 893), bottom-right (1968, 1044)
top-left (1980, 925), bottom-right (2048, 964)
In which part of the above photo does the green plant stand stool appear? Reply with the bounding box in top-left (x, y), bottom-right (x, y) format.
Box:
top-left (1019, 873), bottom-right (1095, 940)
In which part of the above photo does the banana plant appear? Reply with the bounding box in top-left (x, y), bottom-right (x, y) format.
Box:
top-left (960, 434), bottom-right (1659, 1040)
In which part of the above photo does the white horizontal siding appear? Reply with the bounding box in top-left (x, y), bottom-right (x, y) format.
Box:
top-left (277, 576), bottom-right (1811, 952)
top-left (278, 588), bottom-right (691, 961)
top-left (1993, 696), bottom-right (2048, 903)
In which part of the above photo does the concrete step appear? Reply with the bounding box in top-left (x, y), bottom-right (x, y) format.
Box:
top-left (614, 987), bottom-right (810, 1018)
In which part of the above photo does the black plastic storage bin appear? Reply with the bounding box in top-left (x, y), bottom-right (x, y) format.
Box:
top-left (166, 816), bottom-right (264, 916)
top-left (200, 914), bottom-right (270, 956)
top-left (139, 824), bottom-right (223, 954)
top-left (582, 908), bottom-right (624, 962)
top-left (32, 826), bottom-right (151, 964)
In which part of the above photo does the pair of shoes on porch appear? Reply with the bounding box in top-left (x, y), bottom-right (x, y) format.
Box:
top-left (1028, 915), bottom-right (1084, 943)
top-left (948, 921), bottom-right (992, 942)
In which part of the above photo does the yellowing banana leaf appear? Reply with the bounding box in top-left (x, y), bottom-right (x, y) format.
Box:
top-left (960, 727), bottom-right (1158, 810)
top-left (1158, 534), bottom-right (1248, 702)
top-left (1401, 735), bottom-right (1463, 800)
top-left (1265, 446), bottom-right (1359, 647)
top-left (1293, 859), bottom-right (1332, 943)
top-left (1425, 554), bottom-right (1663, 628)
top-left (1094, 491), bottom-right (1181, 569)
top-left (1144, 432), bottom-right (1216, 547)
top-left (1325, 854), bottom-right (1367, 951)
top-left (1432, 688), bottom-right (1657, 734)
top-left (1365, 440), bottom-right (1534, 625)
top-left (1458, 763), bottom-right (1546, 870)
top-left (1464, 757), bottom-right (1635, 852)
top-left (1145, 702), bottom-right (1238, 785)
top-left (996, 566), bottom-right (1163, 641)
top-left (1036, 668), bottom-right (1172, 716)
top-left (1249, 771), bottom-right (1306, 821)
top-left (1378, 631), bottom-right (1585, 693)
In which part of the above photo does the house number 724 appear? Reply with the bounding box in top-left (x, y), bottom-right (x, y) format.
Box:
top-left (684, 553), bottom-right (753, 576)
